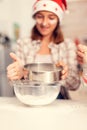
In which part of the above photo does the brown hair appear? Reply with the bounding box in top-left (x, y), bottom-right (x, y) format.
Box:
top-left (30, 22), bottom-right (64, 44)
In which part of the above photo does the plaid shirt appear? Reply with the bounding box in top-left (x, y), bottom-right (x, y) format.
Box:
top-left (15, 37), bottom-right (80, 99)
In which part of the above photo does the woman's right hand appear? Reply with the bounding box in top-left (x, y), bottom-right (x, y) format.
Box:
top-left (7, 52), bottom-right (27, 80)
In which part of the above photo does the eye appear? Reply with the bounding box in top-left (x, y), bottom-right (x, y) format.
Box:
top-left (49, 16), bottom-right (57, 20)
top-left (49, 17), bottom-right (55, 20)
top-left (35, 14), bottom-right (43, 19)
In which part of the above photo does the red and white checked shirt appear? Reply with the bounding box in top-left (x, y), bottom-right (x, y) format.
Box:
top-left (14, 37), bottom-right (80, 98)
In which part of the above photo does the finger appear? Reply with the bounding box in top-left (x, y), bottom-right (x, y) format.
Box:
top-left (62, 72), bottom-right (68, 80)
top-left (61, 66), bottom-right (68, 79)
top-left (56, 61), bottom-right (68, 75)
top-left (62, 65), bottom-right (68, 75)
top-left (7, 71), bottom-right (17, 77)
top-left (7, 69), bottom-right (16, 74)
top-left (7, 71), bottom-right (21, 80)
top-left (77, 54), bottom-right (83, 61)
top-left (77, 57), bottom-right (83, 64)
top-left (9, 52), bottom-right (20, 62)
top-left (78, 44), bottom-right (87, 53)
top-left (56, 62), bottom-right (67, 71)
top-left (78, 44), bottom-right (84, 50)
top-left (8, 75), bottom-right (20, 81)
top-left (7, 63), bottom-right (17, 71)
top-left (77, 51), bottom-right (84, 57)
top-left (56, 61), bottom-right (62, 66)
top-left (56, 61), bottom-right (66, 67)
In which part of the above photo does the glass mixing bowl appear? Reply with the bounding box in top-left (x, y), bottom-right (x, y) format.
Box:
top-left (13, 80), bottom-right (61, 106)
top-left (13, 63), bottom-right (62, 106)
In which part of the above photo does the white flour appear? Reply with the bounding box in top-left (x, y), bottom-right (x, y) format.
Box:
top-left (14, 85), bottom-right (59, 106)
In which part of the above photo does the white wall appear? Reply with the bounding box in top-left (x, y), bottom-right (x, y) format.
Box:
top-left (0, 0), bottom-right (35, 38)
top-left (0, 0), bottom-right (87, 39)
top-left (62, 0), bottom-right (87, 39)
top-left (0, 0), bottom-right (11, 36)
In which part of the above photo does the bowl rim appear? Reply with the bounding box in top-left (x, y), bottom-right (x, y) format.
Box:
top-left (12, 79), bottom-right (60, 88)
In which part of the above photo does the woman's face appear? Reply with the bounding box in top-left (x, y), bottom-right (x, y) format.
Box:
top-left (35, 11), bottom-right (58, 37)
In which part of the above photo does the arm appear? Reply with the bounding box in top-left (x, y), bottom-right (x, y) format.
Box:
top-left (77, 44), bottom-right (87, 83)
top-left (7, 38), bottom-right (30, 80)
top-left (61, 39), bottom-right (80, 90)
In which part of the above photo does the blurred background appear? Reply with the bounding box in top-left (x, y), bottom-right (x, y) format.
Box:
top-left (0, 0), bottom-right (87, 97)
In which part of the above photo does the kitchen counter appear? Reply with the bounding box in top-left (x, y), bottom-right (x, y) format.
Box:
top-left (0, 97), bottom-right (87, 130)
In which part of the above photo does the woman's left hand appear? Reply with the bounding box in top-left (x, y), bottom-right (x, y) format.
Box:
top-left (77, 44), bottom-right (87, 64)
top-left (56, 61), bottom-right (68, 80)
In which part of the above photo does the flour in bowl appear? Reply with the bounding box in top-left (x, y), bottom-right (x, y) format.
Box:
top-left (14, 84), bottom-right (59, 106)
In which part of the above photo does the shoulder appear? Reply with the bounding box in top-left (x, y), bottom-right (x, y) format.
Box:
top-left (64, 38), bottom-right (76, 47)
top-left (59, 38), bottom-right (77, 51)
top-left (17, 37), bottom-right (32, 46)
top-left (52, 38), bottom-right (76, 50)
top-left (17, 37), bottom-right (40, 47)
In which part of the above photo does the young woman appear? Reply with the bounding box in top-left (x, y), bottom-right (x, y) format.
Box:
top-left (7, 0), bottom-right (80, 99)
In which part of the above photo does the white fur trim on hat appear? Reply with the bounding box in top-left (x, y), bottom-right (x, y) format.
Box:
top-left (32, 0), bottom-right (64, 22)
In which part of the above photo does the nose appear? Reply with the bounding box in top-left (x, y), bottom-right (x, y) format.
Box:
top-left (42, 17), bottom-right (48, 26)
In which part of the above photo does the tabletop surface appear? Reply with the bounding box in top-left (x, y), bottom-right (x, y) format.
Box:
top-left (0, 97), bottom-right (87, 130)
top-left (0, 97), bottom-right (87, 109)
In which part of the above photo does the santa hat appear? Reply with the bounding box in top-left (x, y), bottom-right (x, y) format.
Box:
top-left (32, 0), bottom-right (67, 22)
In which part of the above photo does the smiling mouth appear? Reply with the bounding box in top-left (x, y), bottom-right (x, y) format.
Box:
top-left (41, 27), bottom-right (49, 30)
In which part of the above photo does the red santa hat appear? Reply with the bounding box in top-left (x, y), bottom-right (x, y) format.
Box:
top-left (32, 0), bottom-right (67, 22)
